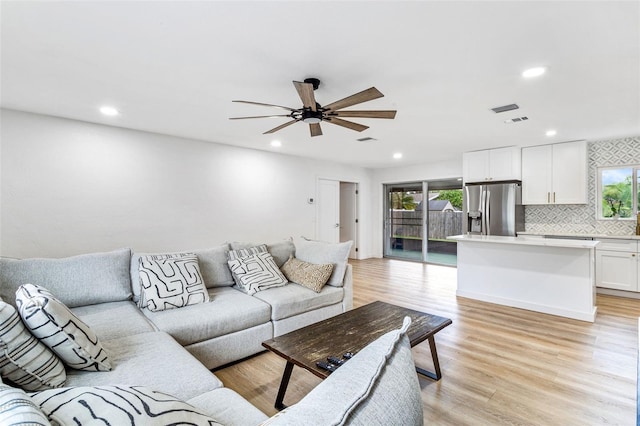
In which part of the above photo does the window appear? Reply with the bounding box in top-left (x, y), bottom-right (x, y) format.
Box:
top-left (597, 165), bottom-right (640, 219)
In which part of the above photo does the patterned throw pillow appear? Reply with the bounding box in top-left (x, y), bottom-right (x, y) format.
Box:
top-left (227, 252), bottom-right (288, 295)
top-left (280, 256), bottom-right (334, 293)
top-left (0, 384), bottom-right (51, 425)
top-left (227, 244), bottom-right (267, 286)
top-left (0, 300), bottom-right (66, 391)
top-left (227, 244), bottom-right (268, 261)
top-left (31, 385), bottom-right (223, 426)
top-left (15, 284), bottom-right (112, 372)
top-left (138, 253), bottom-right (209, 312)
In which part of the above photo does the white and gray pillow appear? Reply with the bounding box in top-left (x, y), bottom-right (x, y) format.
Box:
top-left (227, 251), bottom-right (288, 295)
top-left (0, 384), bottom-right (51, 425)
top-left (31, 385), bottom-right (223, 426)
top-left (138, 253), bottom-right (209, 312)
top-left (227, 244), bottom-right (268, 261)
top-left (0, 299), bottom-right (66, 391)
top-left (15, 284), bottom-right (112, 372)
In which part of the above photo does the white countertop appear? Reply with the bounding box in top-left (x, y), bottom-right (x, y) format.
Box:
top-left (518, 231), bottom-right (640, 240)
top-left (448, 234), bottom-right (600, 249)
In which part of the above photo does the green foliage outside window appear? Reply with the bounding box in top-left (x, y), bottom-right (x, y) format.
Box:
top-left (390, 191), bottom-right (417, 210)
top-left (600, 167), bottom-right (637, 219)
top-left (435, 189), bottom-right (463, 210)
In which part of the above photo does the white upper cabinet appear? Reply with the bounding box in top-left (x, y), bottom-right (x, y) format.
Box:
top-left (522, 140), bottom-right (587, 205)
top-left (463, 146), bottom-right (521, 183)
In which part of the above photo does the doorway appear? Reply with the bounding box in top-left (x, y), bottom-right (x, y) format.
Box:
top-left (317, 178), bottom-right (358, 259)
top-left (383, 179), bottom-right (462, 265)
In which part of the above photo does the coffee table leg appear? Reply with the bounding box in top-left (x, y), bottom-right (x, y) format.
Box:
top-left (275, 361), bottom-right (294, 410)
top-left (415, 336), bottom-right (442, 381)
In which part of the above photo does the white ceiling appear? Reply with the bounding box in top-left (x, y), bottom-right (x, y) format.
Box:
top-left (1, 1), bottom-right (639, 168)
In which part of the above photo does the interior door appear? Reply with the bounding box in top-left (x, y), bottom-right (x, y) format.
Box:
top-left (339, 182), bottom-right (357, 258)
top-left (317, 179), bottom-right (340, 243)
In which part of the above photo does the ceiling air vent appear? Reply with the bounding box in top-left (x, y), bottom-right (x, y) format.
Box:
top-left (504, 116), bottom-right (529, 123)
top-left (491, 104), bottom-right (519, 113)
top-left (356, 137), bottom-right (377, 142)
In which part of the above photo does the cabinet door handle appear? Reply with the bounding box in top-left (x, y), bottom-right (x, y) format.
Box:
top-left (547, 192), bottom-right (550, 203)
top-left (553, 192), bottom-right (556, 203)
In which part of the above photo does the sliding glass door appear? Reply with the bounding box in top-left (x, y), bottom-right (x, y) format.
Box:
top-left (384, 179), bottom-right (462, 265)
top-left (425, 180), bottom-right (463, 266)
top-left (384, 183), bottom-right (424, 261)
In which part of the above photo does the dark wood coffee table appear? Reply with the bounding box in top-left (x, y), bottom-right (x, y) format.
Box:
top-left (262, 300), bottom-right (452, 409)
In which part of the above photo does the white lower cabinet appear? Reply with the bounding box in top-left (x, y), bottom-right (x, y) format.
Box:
top-left (595, 239), bottom-right (639, 291)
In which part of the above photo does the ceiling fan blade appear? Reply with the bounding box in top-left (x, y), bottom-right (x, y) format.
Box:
top-left (229, 114), bottom-right (292, 120)
top-left (309, 123), bottom-right (323, 137)
top-left (293, 81), bottom-right (317, 111)
top-left (331, 110), bottom-right (397, 119)
top-left (324, 117), bottom-right (369, 132)
top-left (323, 87), bottom-right (384, 111)
top-left (232, 100), bottom-right (298, 112)
top-left (263, 118), bottom-right (302, 134)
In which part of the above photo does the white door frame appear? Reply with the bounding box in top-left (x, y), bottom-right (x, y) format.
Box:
top-left (316, 177), bottom-right (360, 258)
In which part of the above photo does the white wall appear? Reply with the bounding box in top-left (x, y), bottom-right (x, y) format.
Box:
top-left (0, 109), bottom-right (373, 258)
top-left (370, 159), bottom-right (463, 257)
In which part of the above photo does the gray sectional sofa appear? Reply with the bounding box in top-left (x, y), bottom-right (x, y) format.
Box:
top-left (0, 239), bottom-right (424, 425)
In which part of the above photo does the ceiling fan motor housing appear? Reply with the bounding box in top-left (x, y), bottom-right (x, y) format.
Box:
top-left (302, 109), bottom-right (322, 123)
top-left (304, 78), bottom-right (321, 90)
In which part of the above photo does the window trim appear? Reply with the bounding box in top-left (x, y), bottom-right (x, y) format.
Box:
top-left (596, 164), bottom-right (639, 220)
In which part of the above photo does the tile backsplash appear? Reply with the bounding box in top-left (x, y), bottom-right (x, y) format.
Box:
top-left (524, 136), bottom-right (640, 236)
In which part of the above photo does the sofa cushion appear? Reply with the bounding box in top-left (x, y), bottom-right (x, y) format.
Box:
top-left (253, 282), bottom-right (343, 321)
top-left (261, 317), bottom-right (423, 425)
top-left (131, 244), bottom-right (234, 304)
top-left (64, 331), bottom-right (223, 401)
top-left (228, 252), bottom-right (288, 295)
top-left (0, 248), bottom-right (132, 308)
top-left (280, 256), bottom-right (334, 293)
top-left (195, 245), bottom-right (235, 287)
top-left (142, 287), bottom-right (271, 346)
top-left (139, 253), bottom-right (209, 311)
top-left (0, 384), bottom-right (51, 425)
top-left (188, 388), bottom-right (269, 426)
top-left (230, 239), bottom-right (295, 268)
top-left (294, 238), bottom-right (352, 287)
top-left (0, 300), bottom-right (66, 391)
top-left (32, 385), bottom-right (223, 426)
top-left (16, 284), bottom-right (112, 372)
top-left (71, 301), bottom-right (156, 341)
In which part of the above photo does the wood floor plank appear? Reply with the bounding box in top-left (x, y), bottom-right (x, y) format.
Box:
top-left (214, 258), bottom-right (639, 424)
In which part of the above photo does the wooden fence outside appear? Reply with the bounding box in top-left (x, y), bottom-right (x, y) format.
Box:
top-left (391, 210), bottom-right (463, 240)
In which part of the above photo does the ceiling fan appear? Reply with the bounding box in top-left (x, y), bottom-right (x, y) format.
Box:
top-left (229, 78), bottom-right (396, 137)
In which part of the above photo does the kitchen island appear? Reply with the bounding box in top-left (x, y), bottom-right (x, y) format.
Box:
top-left (448, 234), bottom-right (599, 322)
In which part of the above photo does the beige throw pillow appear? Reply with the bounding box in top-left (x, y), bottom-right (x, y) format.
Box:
top-left (280, 256), bottom-right (334, 293)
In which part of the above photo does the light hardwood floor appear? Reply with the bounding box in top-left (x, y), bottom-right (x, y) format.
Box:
top-left (215, 258), bottom-right (640, 425)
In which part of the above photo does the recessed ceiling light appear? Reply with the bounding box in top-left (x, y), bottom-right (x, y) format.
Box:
top-left (522, 67), bottom-right (546, 78)
top-left (545, 129), bottom-right (557, 137)
top-left (99, 106), bottom-right (119, 116)
top-left (393, 153), bottom-right (403, 159)
top-left (270, 140), bottom-right (282, 147)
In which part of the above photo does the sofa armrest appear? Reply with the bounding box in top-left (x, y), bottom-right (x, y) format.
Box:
top-left (342, 264), bottom-right (353, 311)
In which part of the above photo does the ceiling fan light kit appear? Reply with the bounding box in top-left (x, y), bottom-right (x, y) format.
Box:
top-left (230, 78), bottom-right (397, 137)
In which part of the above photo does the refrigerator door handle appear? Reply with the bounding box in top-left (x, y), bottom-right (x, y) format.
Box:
top-left (479, 187), bottom-right (486, 234)
top-left (485, 189), bottom-right (491, 235)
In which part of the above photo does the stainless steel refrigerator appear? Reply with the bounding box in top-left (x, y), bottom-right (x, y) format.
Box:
top-left (463, 181), bottom-right (524, 236)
